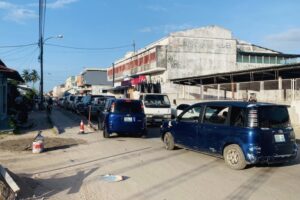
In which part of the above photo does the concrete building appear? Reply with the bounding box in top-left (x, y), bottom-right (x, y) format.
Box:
top-left (107, 25), bottom-right (300, 101)
top-left (52, 84), bottom-right (65, 98)
top-left (64, 76), bottom-right (77, 95)
top-left (78, 68), bottom-right (112, 95)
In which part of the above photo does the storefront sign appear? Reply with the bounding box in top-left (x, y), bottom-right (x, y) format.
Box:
top-left (131, 75), bottom-right (146, 85)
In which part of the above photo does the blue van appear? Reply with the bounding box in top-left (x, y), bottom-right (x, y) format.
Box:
top-left (160, 101), bottom-right (298, 170)
top-left (99, 99), bottom-right (147, 138)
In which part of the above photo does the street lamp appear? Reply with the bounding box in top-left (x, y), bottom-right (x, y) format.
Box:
top-left (39, 34), bottom-right (63, 109)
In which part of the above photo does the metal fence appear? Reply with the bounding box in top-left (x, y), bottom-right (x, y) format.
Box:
top-left (179, 78), bottom-right (300, 104)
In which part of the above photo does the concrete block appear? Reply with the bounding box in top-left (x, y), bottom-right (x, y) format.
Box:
top-left (0, 165), bottom-right (20, 193)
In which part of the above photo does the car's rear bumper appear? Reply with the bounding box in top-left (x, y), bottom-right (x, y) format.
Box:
top-left (147, 115), bottom-right (171, 125)
top-left (256, 153), bottom-right (298, 164)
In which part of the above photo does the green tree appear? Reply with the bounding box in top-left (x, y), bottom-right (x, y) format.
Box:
top-left (30, 69), bottom-right (40, 88)
top-left (21, 69), bottom-right (40, 89)
top-left (21, 69), bottom-right (31, 83)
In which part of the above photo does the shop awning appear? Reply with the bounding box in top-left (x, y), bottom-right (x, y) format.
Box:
top-left (171, 62), bottom-right (300, 85)
top-left (106, 85), bottom-right (130, 91)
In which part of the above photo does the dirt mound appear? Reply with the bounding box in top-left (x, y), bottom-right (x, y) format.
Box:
top-left (0, 137), bottom-right (86, 152)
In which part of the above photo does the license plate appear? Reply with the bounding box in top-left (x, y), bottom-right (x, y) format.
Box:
top-left (154, 119), bottom-right (162, 122)
top-left (274, 134), bottom-right (285, 142)
top-left (124, 117), bottom-right (132, 122)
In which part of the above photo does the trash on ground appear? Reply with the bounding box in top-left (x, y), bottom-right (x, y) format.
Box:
top-left (100, 174), bottom-right (126, 182)
top-left (32, 131), bottom-right (44, 153)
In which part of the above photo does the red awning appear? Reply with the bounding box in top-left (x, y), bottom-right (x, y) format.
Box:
top-left (0, 60), bottom-right (24, 82)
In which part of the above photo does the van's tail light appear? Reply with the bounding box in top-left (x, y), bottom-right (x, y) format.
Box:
top-left (111, 103), bottom-right (115, 112)
top-left (141, 103), bottom-right (144, 112)
top-left (248, 109), bottom-right (258, 128)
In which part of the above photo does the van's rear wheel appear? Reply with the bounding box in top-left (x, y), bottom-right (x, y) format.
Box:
top-left (224, 144), bottom-right (246, 170)
top-left (103, 125), bottom-right (109, 138)
top-left (164, 132), bottom-right (175, 150)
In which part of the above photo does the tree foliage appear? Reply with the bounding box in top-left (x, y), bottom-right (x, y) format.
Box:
top-left (21, 69), bottom-right (40, 88)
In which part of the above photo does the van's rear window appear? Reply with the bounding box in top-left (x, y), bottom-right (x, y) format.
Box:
top-left (114, 101), bottom-right (143, 113)
top-left (258, 106), bottom-right (290, 128)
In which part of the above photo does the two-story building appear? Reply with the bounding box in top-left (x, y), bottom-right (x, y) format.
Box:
top-left (107, 25), bottom-right (300, 102)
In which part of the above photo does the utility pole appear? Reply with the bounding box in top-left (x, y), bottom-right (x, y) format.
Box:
top-left (39, 0), bottom-right (45, 109)
top-left (112, 63), bottom-right (115, 87)
top-left (133, 40), bottom-right (136, 53)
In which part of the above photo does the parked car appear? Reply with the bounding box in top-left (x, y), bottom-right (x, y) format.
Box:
top-left (90, 96), bottom-right (115, 118)
top-left (77, 95), bottom-right (103, 115)
top-left (65, 95), bottom-right (75, 110)
top-left (98, 99), bottom-right (147, 138)
top-left (139, 93), bottom-right (171, 125)
top-left (58, 97), bottom-right (66, 108)
top-left (72, 95), bottom-right (83, 112)
top-left (160, 101), bottom-right (298, 170)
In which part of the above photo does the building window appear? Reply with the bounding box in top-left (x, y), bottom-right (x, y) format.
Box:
top-left (243, 55), bottom-right (250, 63)
top-left (264, 56), bottom-right (270, 64)
top-left (237, 54), bottom-right (243, 62)
top-left (257, 56), bottom-right (263, 63)
top-left (270, 56), bottom-right (276, 64)
top-left (277, 57), bottom-right (284, 64)
top-left (250, 55), bottom-right (256, 63)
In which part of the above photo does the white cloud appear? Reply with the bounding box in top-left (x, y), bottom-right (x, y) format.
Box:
top-left (0, 1), bottom-right (14, 9)
top-left (0, 1), bottom-right (37, 23)
top-left (264, 28), bottom-right (300, 52)
top-left (146, 5), bottom-right (167, 12)
top-left (4, 8), bottom-right (37, 23)
top-left (266, 28), bottom-right (300, 42)
top-left (47, 0), bottom-right (78, 9)
top-left (139, 24), bottom-right (196, 34)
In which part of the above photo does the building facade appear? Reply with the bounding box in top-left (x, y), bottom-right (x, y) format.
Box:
top-left (78, 68), bottom-right (112, 95)
top-left (107, 26), bottom-right (299, 101)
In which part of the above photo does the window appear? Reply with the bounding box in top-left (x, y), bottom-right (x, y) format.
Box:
top-left (270, 56), bottom-right (276, 64)
top-left (180, 105), bottom-right (202, 121)
top-left (242, 55), bottom-right (250, 63)
top-left (257, 56), bottom-right (263, 63)
top-left (114, 100), bottom-right (143, 113)
top-left (203, 106), bottom-right (229, 125)
top-left (250, 55), bottom-right (256, 63)
top-left (277, 57), bottom-right (284, 64)
top-left (237, 54), bottom-right (243, 62)
top-left (230, 107), bottom-right (246, 127)
top-left (264, 56), bottom-right (270, 64)
top-left (144, 95), bottom-right (170, 108)
top-left (259, 106), bottom-right (290, 128)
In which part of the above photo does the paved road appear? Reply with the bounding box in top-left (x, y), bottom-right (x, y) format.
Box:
top-left (1, 108), bottom-right (300, 200)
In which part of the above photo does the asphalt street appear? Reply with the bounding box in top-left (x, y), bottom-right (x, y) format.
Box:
top-left (1, 108), bottom-right (300, 200)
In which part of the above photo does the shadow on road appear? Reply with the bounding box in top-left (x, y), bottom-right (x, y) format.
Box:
top-left (19, 168), bottom-right (98, 199)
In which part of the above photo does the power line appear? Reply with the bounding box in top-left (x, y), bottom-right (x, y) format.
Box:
top-left (45, 43), bottom-right (132, 50)
top-left (0, 43), bottom-right (37, 48)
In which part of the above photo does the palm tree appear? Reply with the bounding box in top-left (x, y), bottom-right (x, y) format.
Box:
top-left (21, 69), bottom-right (31, 83)
top-left (30, 69), bottom-right (40, 88)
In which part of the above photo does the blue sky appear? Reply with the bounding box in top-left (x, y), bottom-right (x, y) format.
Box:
top-left (1, 0), bottom-right (300, 92)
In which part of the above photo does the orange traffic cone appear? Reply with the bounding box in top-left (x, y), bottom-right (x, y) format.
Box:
top-left (79, 120), bottom-right (85, 134)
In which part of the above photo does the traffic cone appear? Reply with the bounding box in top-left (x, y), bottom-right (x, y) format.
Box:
top-left (79, 120), bottom-right (85, 134)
